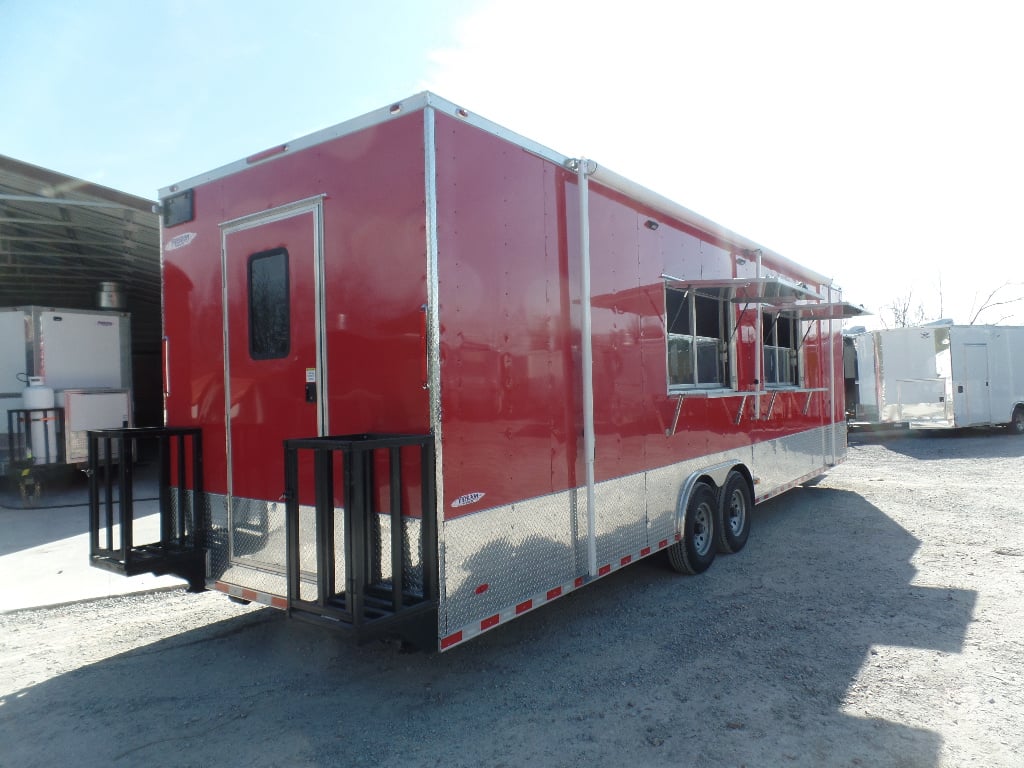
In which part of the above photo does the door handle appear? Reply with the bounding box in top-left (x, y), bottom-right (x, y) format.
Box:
top-left (305, 382), bottom-right (317, 403)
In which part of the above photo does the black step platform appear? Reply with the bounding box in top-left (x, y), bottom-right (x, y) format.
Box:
top-left (87, 427), bottom-right (206, 592)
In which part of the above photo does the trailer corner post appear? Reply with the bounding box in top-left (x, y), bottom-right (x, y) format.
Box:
top-left (424, 105), bottom-right (445, 590)
top-left (577, 158), bottom-right (598, 579)
top-left (754, 249), bottom-right (763, 419)
top-left (827, 281), bottom-right (837, 465)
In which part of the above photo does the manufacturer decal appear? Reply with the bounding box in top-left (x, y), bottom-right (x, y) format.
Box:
top-left (451, 492), bottom-right (486, 508)
top-left (165, 232), bottom-right (197, 251)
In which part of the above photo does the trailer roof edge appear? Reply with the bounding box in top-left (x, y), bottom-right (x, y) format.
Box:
top-left (157, 93), bottom-right (840, 292)
top-left (158, 92), bottom-right (571, 199)
top-left (586, 162), bottom-right (834, 289)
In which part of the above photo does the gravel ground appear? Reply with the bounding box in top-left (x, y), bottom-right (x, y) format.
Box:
top-left (1, 430), bottom-right (1022, 768)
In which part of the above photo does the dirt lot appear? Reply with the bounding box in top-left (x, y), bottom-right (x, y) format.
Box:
top-left (1, 430), bottom-right (1022, 767)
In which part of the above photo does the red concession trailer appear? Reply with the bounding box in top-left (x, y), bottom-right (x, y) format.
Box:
top-left (88, 93), bottom-right (859, 651)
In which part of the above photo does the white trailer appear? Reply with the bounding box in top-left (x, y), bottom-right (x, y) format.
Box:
top-left (845, 323), bottom-right (1024, 432)
top-left (1, 306), bottom-right (133, 479)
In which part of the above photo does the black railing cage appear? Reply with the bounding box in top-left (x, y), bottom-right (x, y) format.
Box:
top-left (87, 426), bottom-right (206, 591)
top-left (283, 433), bottom-right (438, 647)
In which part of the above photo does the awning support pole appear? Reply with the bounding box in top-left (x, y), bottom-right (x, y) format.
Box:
top-left (754, 249), bottom-right (763, 419)
top-left (577, 158), bottom-right (598, 579)
top-left (827, 282), bottom-right (838, 464)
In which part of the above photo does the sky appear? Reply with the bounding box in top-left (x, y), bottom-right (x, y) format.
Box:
top-left (2, 0), bottom-right (1022, 328)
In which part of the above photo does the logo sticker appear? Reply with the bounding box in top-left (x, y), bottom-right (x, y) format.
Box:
top-left (165, 232), bottom-right (197, 251)
top-left (451, 492), bottom-right (486, 508)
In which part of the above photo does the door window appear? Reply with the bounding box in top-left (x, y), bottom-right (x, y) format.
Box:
top-left (248, 248), bottom-right (290, 360)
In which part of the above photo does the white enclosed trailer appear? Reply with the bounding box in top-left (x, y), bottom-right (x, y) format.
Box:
top-left (845, 323), bottom-right (1024, 432)
top-left (1, 306), bottom-right (133, 475)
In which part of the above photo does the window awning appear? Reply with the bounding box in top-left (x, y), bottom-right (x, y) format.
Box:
top-left (776, 301), bottom-right (870, 320)
top-left (590, 284), bottom-right (661, 315)
top-left (660, 274), bottom-right (823, 305)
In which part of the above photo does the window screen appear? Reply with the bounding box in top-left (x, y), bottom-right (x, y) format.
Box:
top-left (666, 286), bottom-right (730, 388)
top-left (763, 311), bottom-right (799, 386)
top-left (248, 248), bottom-right (290, 360)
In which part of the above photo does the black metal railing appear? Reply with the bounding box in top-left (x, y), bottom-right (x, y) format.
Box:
top-left (283, 433), bottom-right (437, 646)
top-left (88, 426), bottom-right (206, 591)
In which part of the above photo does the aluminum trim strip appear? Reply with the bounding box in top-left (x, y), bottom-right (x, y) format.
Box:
top-left (219, 194), bottom-right (327, 233)
top-left (312, 201), bottom-right (327, 436)
top-left (424, 106), bottom-right (445, 597)
top-left (219, 225), bottom-right (232, 510)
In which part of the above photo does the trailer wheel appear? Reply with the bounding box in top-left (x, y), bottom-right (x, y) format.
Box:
top-left (716, 471), bottom-right (752, 554)
top-left (1011, 406), bottom-right (1024, 435)
top-left (667, 482), bottom-right (717, 575)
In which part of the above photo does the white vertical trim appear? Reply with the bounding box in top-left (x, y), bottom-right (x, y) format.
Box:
top-left (219, 232), bottom-right (233, 504)
top-left (312, 201), bottom-right (327, 436)
top-left (577, 159), bottom-right (598, 579)
top-left (754, 249), bottom-right (763, 419)
top-left (827, 282), bottom-right (837, 464)
top-left (424, 106), bottom-right (446, 606)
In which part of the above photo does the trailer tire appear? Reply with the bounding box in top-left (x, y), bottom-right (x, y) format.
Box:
top-left (667, 482), bottom-right (717, 575)
top-left (716, 471), bottom-right (752, 554)
top-left (1010, 406), bottom-right (1024, 435)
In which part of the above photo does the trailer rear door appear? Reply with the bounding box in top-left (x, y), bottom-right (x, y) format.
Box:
top-left (221, 199), bottom-right (324, 564)
top-left (957, 342), bottom-right (991, 426)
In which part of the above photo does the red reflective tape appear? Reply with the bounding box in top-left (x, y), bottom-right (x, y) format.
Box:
top-left (546, 587), bottom-right (562, 600)
top-left (598, 564), bottom-right (611, 576)
top-left (215, 582), bottom-right (230, 593)
top-left (271, 596), bottom-right (288, 610)
top-left (241, 589), bottom-right (258, 602)
top-left (620, 555), bottom-right (632, 566)
top-left (658, 539), bottom-right (669, 549)
top-left (641, 547), bottom-right (652, 556)
top-left (481, 614), bottom-right (500, 631)
top-left (474, 583), bottom-right (490, 595)
top-left (674, 533), bottom-right (682, 542)
top-left (516, 600), bottom-right (533, 614)
top-left (441, 632), bottom-right (463, 650)
top-left (574, 577), bottom-right (584, 588)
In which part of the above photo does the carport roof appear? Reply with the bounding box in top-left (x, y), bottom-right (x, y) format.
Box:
top-left (0, 154), bottom-right (160, 349)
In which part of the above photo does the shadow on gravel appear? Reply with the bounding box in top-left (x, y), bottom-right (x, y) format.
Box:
top-left (848, 426), bottom-right (1024, 460)
top-left (0, 486), bottom-right (976, 768)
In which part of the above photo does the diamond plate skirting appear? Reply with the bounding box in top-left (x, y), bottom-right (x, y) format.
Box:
top-left (180, 424), bottom-right (841, 641)
top-left (440, 425), bottom-right (837, 635)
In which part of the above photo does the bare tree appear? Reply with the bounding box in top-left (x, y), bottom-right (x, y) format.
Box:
top-left (967, 282), bottom-right (1024, 325)
top-left (882, 290), bottom-right (928, 328)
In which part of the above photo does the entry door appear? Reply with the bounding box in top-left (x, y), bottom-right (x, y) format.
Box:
top-left (958, 343), bottom-right (991, 426)
top-left (222, 199), bottom-right (324, 516)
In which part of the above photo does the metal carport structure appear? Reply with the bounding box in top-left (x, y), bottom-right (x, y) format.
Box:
top-left (0, 154), bottom-right (161, 426)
